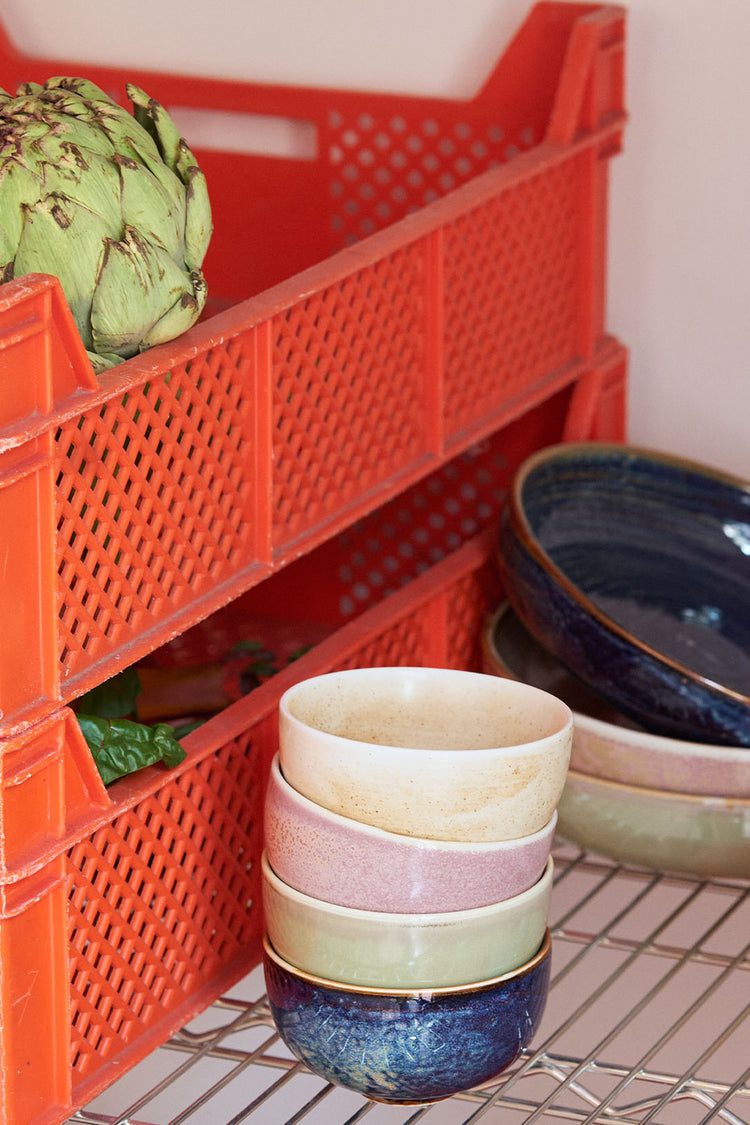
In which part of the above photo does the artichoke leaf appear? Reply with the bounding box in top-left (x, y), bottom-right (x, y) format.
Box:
top-left (116, 150), bottom-right (185, 259)
top-left (13, 194), bottom-right (112, 349)
top-left (91, 225), bottom-right (200, 356)
top-left (117, 130), bottom-right (180, 191)
top-left (25, 90), bottom-right (100, 125)
top-left (183, 162), bottom-right (212, 272)
top-left (0, 230), bottom-right (14, 265)
top-left (35, 91), bottom-right (95, 121)
top-left (87, 348), bottom-right (124, 373)
top-left (173, 137), bottom-right (204, 187)
top-left (139, 270), bottom-right (207, 350)
top-left (117, 131), bottom-right (188, 219)
top-left (45, 80), bottom-right (131, 131)
top-left (3, 118), bottom-right (50, 146)
top-left (41, 149), bottom-right (123, 228)
top-left (0, 160), bottom-right (44, 253)
top-left (40, 115), bottom-right (119, 159)
top-left (43, 76), bottom-right (114, 104)
top-left (126, 97), bottom-right (212, 267)
top-left (126, 83), bottom-right (183, 174)
top-left (14, 81), bottom-right (43, 97)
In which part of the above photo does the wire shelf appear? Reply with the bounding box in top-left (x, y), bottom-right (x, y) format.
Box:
top-left (66, 843), bottom-right (750, 1125)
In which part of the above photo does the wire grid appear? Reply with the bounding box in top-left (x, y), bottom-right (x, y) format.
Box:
top-left (67, 843), bottom-right (750, 1125)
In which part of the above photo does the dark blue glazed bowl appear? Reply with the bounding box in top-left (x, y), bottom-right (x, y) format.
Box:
top-left (263, 929), bottom-right (551, 1104)
top-left (499, 442), bottom-right (750, 747)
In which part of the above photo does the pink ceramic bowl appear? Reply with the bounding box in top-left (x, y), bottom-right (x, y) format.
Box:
top-left (264, 754), bottom-right (557, 913)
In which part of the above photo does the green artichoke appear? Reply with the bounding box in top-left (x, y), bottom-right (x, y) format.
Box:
top-left (0, 76), bottom-right (212, 372)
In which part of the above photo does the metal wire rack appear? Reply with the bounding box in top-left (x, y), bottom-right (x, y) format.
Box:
top-left (68, 842), bottom-right (750, 1125)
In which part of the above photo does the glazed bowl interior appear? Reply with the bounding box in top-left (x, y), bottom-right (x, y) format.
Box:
top-left (483, 601), bottom-right (626, 723)
top-left (500, 442), bottom-right (750, 745)
top-left (263, 929), bottom-right (551, 1105)
top-left (483, 603), bottom-right (750, 797)
top-left (282, 664), bottom-right (568, 750)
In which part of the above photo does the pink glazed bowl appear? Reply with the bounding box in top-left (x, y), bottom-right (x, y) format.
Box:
top-left (264, 754), bottom-right (557, 913)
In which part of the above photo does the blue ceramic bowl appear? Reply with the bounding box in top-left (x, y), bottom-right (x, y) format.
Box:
top-left (263, 929), bottom-right (551, 1104)
top-left (499, 442), bottom-right (750, 746)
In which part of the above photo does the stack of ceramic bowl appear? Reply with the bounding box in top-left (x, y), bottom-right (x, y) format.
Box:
top-left (483, 602), bottom-right (750, 878)
top-left (493, 441), bottom-right (750, 880)
top-left (261, 665), bottom-right (573, 1105)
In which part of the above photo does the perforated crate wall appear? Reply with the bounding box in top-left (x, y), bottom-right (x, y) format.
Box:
top-left (0, 3), bottom-right (625, 736)
top-left (0, 8), bottom-right (629, 1122)
top-left (0, 533), bottom-right (497, 1125)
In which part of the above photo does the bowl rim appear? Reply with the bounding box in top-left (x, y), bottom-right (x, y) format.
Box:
top-left (279, 665), bottom-right (572, 758)
top-left (482, 602), bottom-right (750, 765)
top-left (262, 927), bottom-right (551, 998)
top-left (267, 751), bottom-right (559, 852)
top-left (261, 850), bottom-right (554, 923)
top-left (565, 766), bottom-right (750, 808)
top-left (505, 440), bottom-right (750, 707)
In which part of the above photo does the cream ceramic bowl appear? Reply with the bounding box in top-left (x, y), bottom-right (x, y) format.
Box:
top-left (278, 666), bottom-right (572, 842)
top-left (264, 753), bottom-right (557, 913)
top-left (261, 850), bottom-right (554, 989)
top-left (482, 602), bottom-right (750, 798)
top-left (557, 770), bottom-right (750, 879)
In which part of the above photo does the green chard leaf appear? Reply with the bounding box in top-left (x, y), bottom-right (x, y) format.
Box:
top-left (77, 713), bottom-right (186, 786)
top-left (75, 665), bottom-right (142, 719)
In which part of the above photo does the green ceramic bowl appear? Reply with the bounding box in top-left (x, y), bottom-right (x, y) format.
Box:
top-left (557, 769), bottom-right (750, 878)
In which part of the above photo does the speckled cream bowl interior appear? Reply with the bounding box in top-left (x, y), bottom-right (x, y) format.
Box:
top-left (264, 753), bottom-right (557, 913)
top-left (278, 666), bottom-right (572, 842)
top-left (261, 849), bottom-right (554, 989)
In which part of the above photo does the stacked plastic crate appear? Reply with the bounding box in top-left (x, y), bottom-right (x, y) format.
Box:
top-left (0, 5), bottom-right (627, 1123)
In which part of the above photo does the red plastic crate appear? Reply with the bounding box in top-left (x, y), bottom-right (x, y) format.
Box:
top-left (0, 343), bottom-right (627, 1125)
top-left (0, 5), bottom-right (628, 1120)
top-left (0, 532), bottom-right (496, 1125)
top-left (0, 2), bottom-right (625, 736)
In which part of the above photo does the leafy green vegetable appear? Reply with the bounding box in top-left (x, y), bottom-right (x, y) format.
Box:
top-left (0, 76), bottom-right (212, 372)
top-left (77, 713), bottom-right (186, 786)
top-left (75, 634), bottom-right (295, 786)
top-left (75, 666), bottom-right (142, 719)
top-left (171, 717), bottom-right (206, 740)
top-left (229, 639), bottom-right (279, 680)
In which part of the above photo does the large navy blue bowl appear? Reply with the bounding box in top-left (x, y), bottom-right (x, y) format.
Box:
top-left (263, 930), bottom-right (551, 1104)
top-left (499, 442), bottom-right (750, 747)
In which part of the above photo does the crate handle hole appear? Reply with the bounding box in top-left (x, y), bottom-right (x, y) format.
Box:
top-left (167, 105), bottom-right (318, 160)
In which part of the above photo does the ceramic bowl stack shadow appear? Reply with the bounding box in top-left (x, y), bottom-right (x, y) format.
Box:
top-left (261, 666), bottom-right (573, 1104)
top-left (493, 441), bottom-right (750, 879)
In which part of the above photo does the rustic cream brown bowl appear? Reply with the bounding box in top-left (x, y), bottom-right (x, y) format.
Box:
top-left (278, 666), bottom-right (572, 842)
